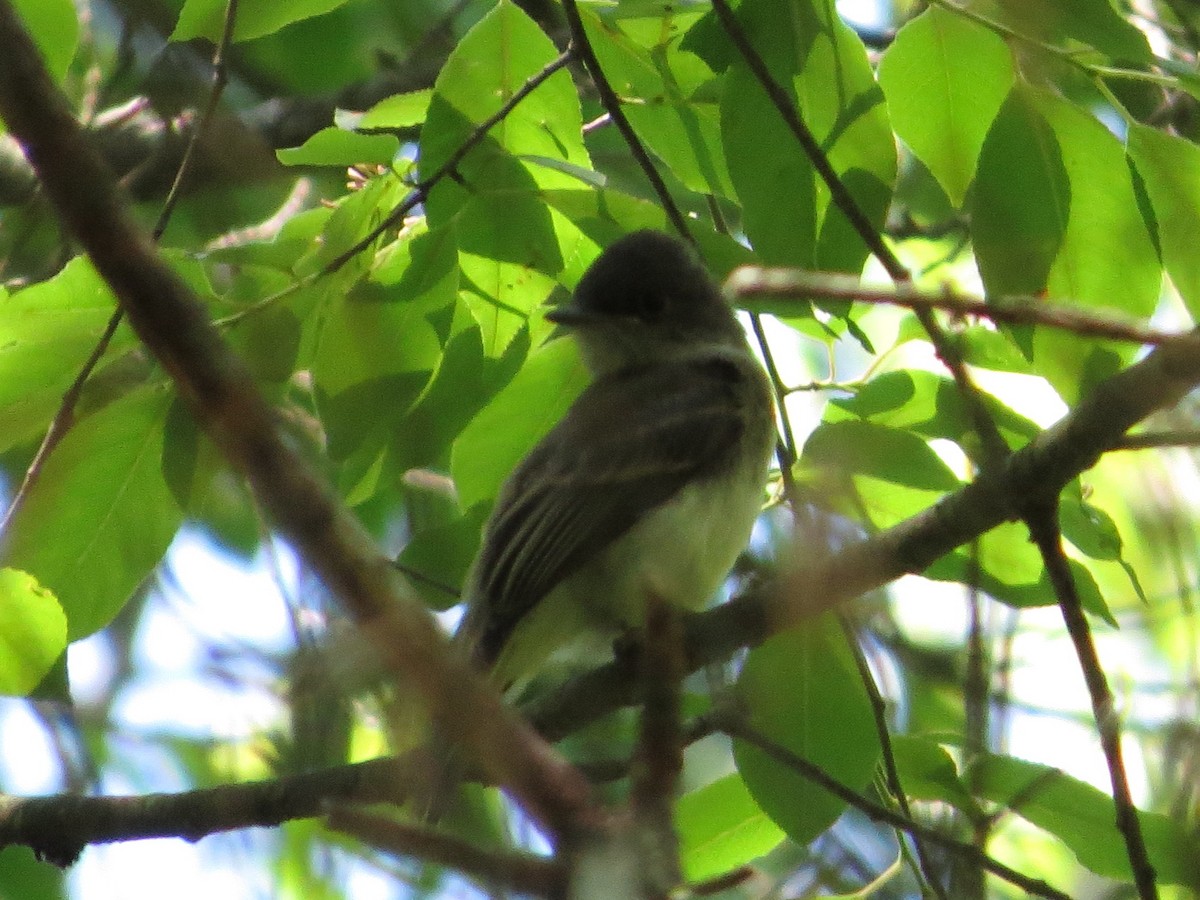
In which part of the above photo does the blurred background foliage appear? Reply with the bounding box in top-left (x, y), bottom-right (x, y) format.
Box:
top-left (0, 0), bottom-right (1198, 897)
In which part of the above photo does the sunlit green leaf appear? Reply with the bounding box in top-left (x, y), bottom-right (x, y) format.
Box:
top-left (581, 8), bottom-right (734, 197)
top-left (878, 6), bottom-right (1014, 206)
top-left (0, 568), bottom-right (66, 695)
top-left (172, 0), bottom-right (351, 42)
top-left (356, 90), bottom-right (434, 130)
top-left (1127, 125), bottom-right (1200, 320)
top-left (677, 773), bottom-right (785, 881)
top-left (3, 386), bottom-right (181, 639)
top-left (0, 258), bottom-right (136, 452)
top-left (276, 127), bottom-right (399, 167)
top-left (13, 0), bottom-right (78, 82)
top-left (451, 336), bottom-right (587, 510)
top-left (1029, 89), bottom-right (1161, 402)
top-left (417, 1), bottom-right (591, 353)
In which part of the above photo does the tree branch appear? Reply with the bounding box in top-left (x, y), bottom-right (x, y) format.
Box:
top-left (526, 331), bottom-right (1200, 739)
top-left (716, 714), bottom-right (1073, 900)
top-left (1024, 501), bottom-right (1160, 899)
top-left (0, 0), bottom-right (595, 845)
top-left (0, 757), bottom-right (409, 867)
top-left (728, 267), bottom-right (1187, 346)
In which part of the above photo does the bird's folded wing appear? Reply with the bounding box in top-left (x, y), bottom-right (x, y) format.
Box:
top-left (468, 355), bottom-right (755, 664)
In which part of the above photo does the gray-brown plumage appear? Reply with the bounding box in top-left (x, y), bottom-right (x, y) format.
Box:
top-left (457, 230), bottom-right (775, 690)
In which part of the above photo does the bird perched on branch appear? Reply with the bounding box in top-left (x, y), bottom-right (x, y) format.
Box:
top-left (456, 229), bottom-right (776, 692)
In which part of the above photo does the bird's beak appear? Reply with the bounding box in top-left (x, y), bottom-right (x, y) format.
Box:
top-left (544, 301), bottom-right (598, 342)
top-left (544, 302), bottom-right (590, 327)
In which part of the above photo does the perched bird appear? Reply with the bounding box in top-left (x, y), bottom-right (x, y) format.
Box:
top-left (457, 230), bottom-right (776, 692)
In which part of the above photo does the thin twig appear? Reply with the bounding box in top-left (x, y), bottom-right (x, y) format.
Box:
top-left (715, 714), bottom-right (1072, 900)
top-left (328, 804), bottom-right (565, 897)
top-left (152, 0), bottom-right (239, 241)
top-left (559, 0), bottom-right (691, 240)
top-left (1, 0), bottom-right (241, 534)
top-left (1023, 501), bottom-right (1160, 900)
top-left (1113, 430), bottom-right (1200, 450)
top-left (727, 267), bottom-right (1189, 347)
top-left (839, 616), bottom-right (948, 899)
top-left (322, 49), bottom-right (573, 275)
top-left (749, 312), bottom-right (797, 461)
top-left (708, 0), bottom-right (1009, 469)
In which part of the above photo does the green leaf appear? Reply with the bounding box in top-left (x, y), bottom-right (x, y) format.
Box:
top-left (890, 735), bottom-right (983, 816)
top-left (422, 0), bottom-right (587, 177)
top-left (417, 1), bottom-right (591, 352)
top-left (733, 615), bottom-right (881, 844)
top-left (0, 847), bottom-right (64, 900)
top-left (312, 276), bottom-right (446, 461)
top-left (310, 230), bottom-right (461, 502)
top-left (3, 386), bottom-right (182, 639)
top-left (581, 8), bottom-right (734, 197)
top-left (1127, 125), bottom-right (1200, 319)
top-left (971, 754), bottom-right (1196, 886)
top-left (305, 173), bottom-right (408, 275)
top-left (719, 0), bottom-right (895, 273)
top-left (802, 420), bottom-right (961, 492)
top-left (722, 61), bottom-right (817, 266)
top-left (356, 90), bottom-right (433, 130)
top-left (972, 0), bottom-right (1151, 64)
top-left (928, 530), bottom-right (1115, 622)
top-left (826, 370), bottom-right (1040, 456)
top-left (172, 0), bottom-right (351, 43)
top-left (971, 86), bottom-right (1069, 298)
top-left (13, 0), bottom-right (78, 82)
top-left (1028, 90), bottom-right (1161, 402)
top-left (388, 320), bottom-right (528, 476)
top-left (878, 6), bottom-right (1014, 206)
top-left (276, 127), bottom-right (399, 167)
top-left (677, 773), bottom-right (785, 882)
top-left (797, 417), bottom-right (963, 528)
top-left (0, 258), bottom-right (136, 452)
top-left (450, 335), bottom-right (587, 510)
top-left (957, 324), bottom-right (1034, 374)
top-left (794, 7), bottom-right (895, 276)
top-left (396, 505), bottom-right (487, 612)
top-left (0, 569), bottom-right (67, 695)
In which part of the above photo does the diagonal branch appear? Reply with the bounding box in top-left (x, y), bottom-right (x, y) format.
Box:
top-left (1024, 501), bottom-right (1160, 899)
top-left (560, 0), bottom-right (691, 241)
top-left (526, 331), bottom-right (1200, 740)
top-left (0, 0), bottom-right (594, 845)
top-left (717, 715), bottom-right (1073, 900)
top-left (709, 0), bottom-right (1010, 468)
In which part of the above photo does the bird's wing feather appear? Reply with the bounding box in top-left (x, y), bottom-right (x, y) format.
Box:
top-left (467, 355), bottom-right (756, 665)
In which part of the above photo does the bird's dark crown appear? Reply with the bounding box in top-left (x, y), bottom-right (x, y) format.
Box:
top-left (572, 230), bottom-right (730, 333)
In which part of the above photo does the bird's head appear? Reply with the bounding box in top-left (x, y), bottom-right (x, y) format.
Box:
top-left (547, 230), bottom-right (744, 374)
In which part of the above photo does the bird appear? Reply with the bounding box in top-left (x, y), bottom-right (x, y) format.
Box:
top-left (456, 229), bottom-right (776, 693)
